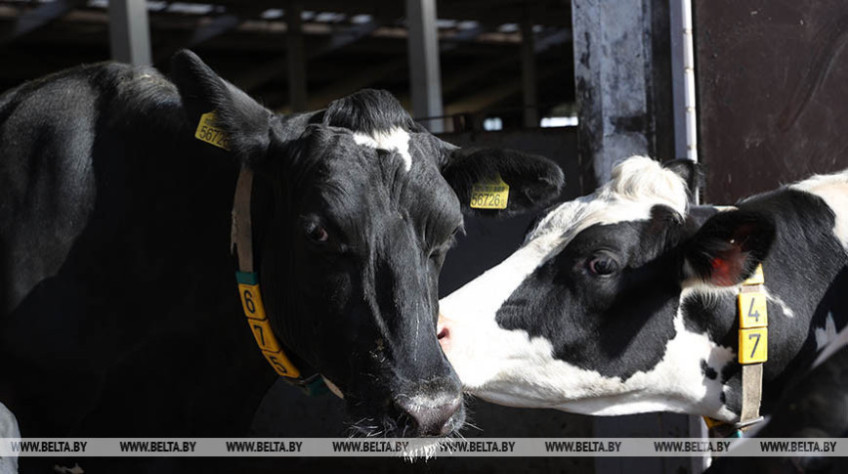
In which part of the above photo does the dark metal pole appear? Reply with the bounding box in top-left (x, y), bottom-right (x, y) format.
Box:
top-left (108, 0), bottom-right (151, 66)
top-left (406, 0), bottom-right (444, 132)
top-left (286, 1), bottom-right (308, 113)
top-left (521, 20), bottom-right (539, 128)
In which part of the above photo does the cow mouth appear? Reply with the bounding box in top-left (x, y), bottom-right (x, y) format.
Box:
top-left (336, 358), bottom-right (467, 438)
top-left (345, 414), bottom-right (467, 460)
top-left (344, 397), bottom-right (466, 438)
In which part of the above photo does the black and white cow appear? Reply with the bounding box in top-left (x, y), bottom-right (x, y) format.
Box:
top-left (0, 49), bottom-right (563, 445)
top-left (438, 156), bottom-right (847, 429)
top-left (708, 337), bottom-right (848, 473)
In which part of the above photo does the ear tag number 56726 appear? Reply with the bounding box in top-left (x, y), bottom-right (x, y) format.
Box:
top-left (470, 175), bottom-right (510, 210)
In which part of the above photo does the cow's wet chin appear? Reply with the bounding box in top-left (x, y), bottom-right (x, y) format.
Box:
top-left (345, 401), bottom-right (466, 438)
top-left (342, 378), bottom-right (466, 438)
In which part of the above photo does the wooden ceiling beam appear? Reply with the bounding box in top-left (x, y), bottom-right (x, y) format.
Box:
top-left (0, 0), bottom-right (86, 45)
top-left (231, 19), bottom-right (381, 92)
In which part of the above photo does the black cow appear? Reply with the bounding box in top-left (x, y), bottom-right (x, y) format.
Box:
top-left (0, 49), bottom-right (563, 447)
top-left (438, 156), bottom-right (847, 434)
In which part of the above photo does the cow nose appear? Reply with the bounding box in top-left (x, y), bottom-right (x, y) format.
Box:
top-left (396, 395), bottom-right (462, 437)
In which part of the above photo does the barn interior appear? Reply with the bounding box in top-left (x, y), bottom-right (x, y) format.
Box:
top-left (3, 1), bottom-right (846, 473)
top-left (0, 0), bottom-right (575, 133)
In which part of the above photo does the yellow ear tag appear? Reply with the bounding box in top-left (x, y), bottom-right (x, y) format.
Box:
top-left (470, 175), bottom-right (510, 209)
top-left (195, 111), bottom-right (230, 150)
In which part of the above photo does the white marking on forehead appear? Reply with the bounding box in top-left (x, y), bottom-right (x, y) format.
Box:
top-left (528, 156), bottom-right (689, 243)
top-left (791, 169), bottom-right (848, 250)
top-left (353, 126), bottom-right (413, 172)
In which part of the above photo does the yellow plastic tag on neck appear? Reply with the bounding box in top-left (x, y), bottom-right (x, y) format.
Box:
top-left (470, 175), bottom-right (509, 209)
top-left (195, 111), bottom-right (230, 150)
top-left (737, 263), bottom-right (768, 364)
top-left (739, 327), bottom-right (767, 364)
top-left (236, 272), bottom-right (301, 378)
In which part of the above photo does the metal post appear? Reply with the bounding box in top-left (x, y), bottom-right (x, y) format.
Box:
top-left (572, 0), bottom-right (694, 471)
top-left (670, 0), bottom-right (687, 161)
top-left (572, 0), bottom-right (651, 185)
top-left (108, 0), bottom-right (151, 66)
top-left (521, 20), bottom-right (539, 128)
top-left (671, 0), bottom-right (699, 167)
top-left (681, 0), bottom-right (699, 166)
top-left (406, 0), bottom-right (444, 133)
top-left (286, 1), bottom-right (308, 113)
top-left (673, 2), bottom-right (706, 469)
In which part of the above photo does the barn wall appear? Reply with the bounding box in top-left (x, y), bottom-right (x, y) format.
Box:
top-left (695, 0), bottom-right (848, 204)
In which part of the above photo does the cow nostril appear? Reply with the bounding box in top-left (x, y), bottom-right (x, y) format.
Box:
top-left (437, 313), bottom-right (450, 341)
top-left (397, 395), bottom-right (462, 437)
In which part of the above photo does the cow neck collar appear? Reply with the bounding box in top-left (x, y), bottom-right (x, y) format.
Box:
top-left (704, 264), bottom-right (767, 438)
top-left (231, 166), bottom-right (327, 396)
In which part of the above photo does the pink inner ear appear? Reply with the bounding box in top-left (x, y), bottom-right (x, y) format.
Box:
top-left (709, 245), bottom-right (746, 286)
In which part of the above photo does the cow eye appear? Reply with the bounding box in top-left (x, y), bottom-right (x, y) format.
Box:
top-left (587, 253), bottom-right (620, 276)
top-left (304, 222), bottom-right (330, 244)
top-left (430, 224), bottom-right (462, 258)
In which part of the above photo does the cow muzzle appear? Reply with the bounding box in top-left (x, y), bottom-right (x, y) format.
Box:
top-left (345, 336), bottom-right (465, 437)
top-left (394, 386), bottom-right (464, 437)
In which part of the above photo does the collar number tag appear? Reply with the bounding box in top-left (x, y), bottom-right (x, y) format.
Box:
top-left (470, 175), bottom-right (510, 210)
top-left (738, 293), bottom-right (768, 329)
top-left (739, 327), bottom-right (767, 364)
top-left (236, 272), bottom-right (300, 378)
top-left (737, 264), bottom-right (767, 364)
top-left (195, 111), bottom-right (231, 150)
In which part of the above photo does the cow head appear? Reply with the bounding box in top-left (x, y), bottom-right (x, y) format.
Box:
top-left (438, 156), bottom-right (778, 421)
top-left (169, 51), bottom-right (564, 436)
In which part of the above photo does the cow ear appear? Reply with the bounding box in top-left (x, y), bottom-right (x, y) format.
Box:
top-left (440, 147), bottom-right (564, 217)
top-left (684, 210), bottom-right (775, 286)
top-left (662, 159), bottom-right (704, 202)
top-left (170, 49), bottom-right (272, 164)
